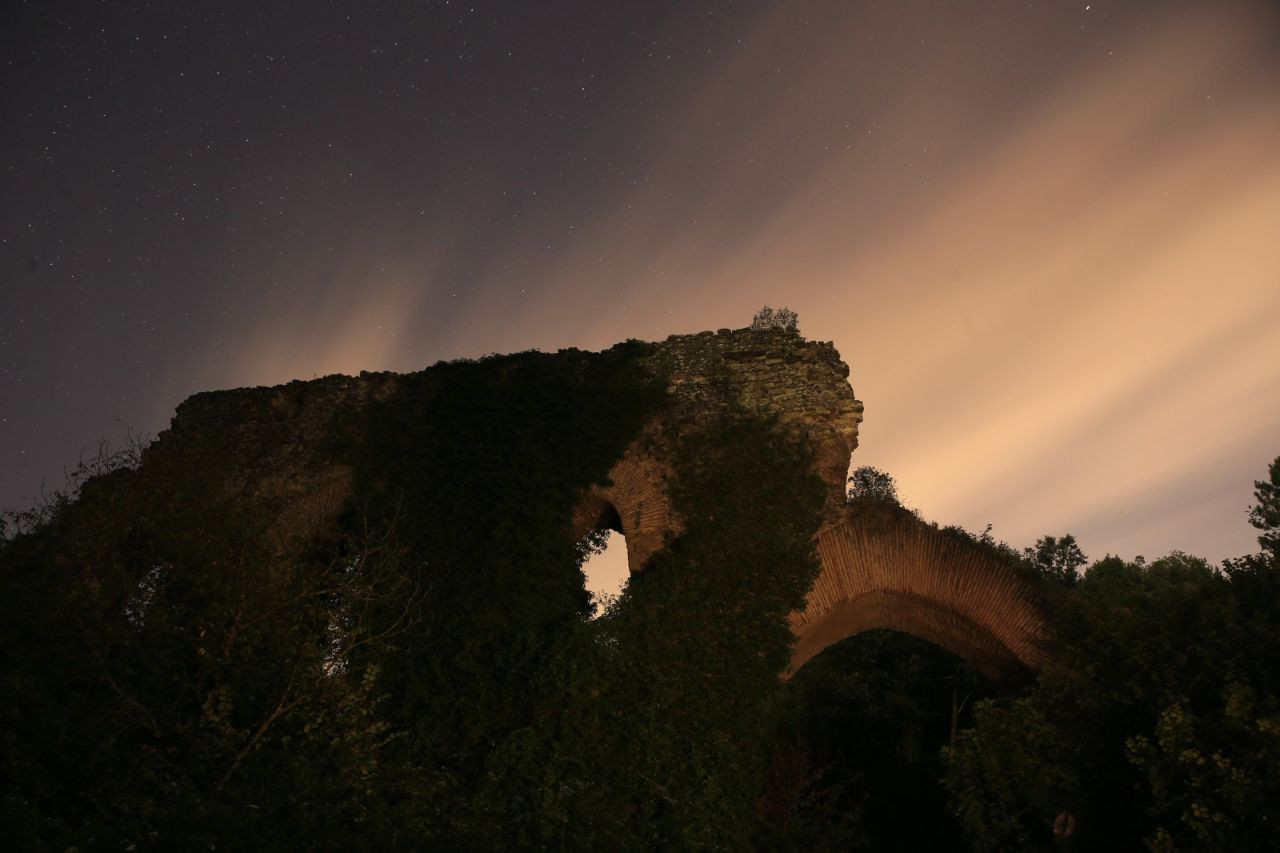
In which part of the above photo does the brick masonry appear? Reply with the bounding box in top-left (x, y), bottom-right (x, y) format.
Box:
top-left (140, 326), bottom-right (1049, 677)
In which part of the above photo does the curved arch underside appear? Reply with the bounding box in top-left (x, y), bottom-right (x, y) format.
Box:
top-left (564, 411), bottom-right (1050, 680)
top-left (789, 505), bottom-right (1051, 679)
top-left (569, 439), bottom-right (675, 573)
top-left (569, 465), bottom-right (1053, 679)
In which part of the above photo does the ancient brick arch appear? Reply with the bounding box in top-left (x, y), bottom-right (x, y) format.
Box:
top-left (568, 443), bottom-right (674, 575)
top-left (150, 326), bottom-right (1051, 678)
top-left (560, 330), bottom-right (1052, 680)
top-left (569, 448), bottom-right (1051, 682)
top-left (789, 506), bottom-right (1050, 679)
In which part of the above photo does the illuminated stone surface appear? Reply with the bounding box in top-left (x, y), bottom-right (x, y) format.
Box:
top-left (145, 327), bottom-right (1048, 677)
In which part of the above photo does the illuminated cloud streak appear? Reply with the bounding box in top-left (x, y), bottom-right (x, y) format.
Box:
top-left (237, 2), bottom-right (1279, 562)
top-left (551, 2), bottom-right (1280, 562)
top-left (9, 2), bottom-right (1274, 569)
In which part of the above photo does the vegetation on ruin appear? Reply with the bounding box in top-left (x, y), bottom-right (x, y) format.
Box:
top-left (2, 339), bottom-right (1279, 849)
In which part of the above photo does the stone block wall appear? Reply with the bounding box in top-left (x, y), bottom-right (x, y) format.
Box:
top-left (573, 328), bottom-right (864, 568)
top-left (105, 326), bottom-right (1049, 677)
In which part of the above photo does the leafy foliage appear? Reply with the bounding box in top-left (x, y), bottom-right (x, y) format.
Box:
top-left (0, 343), bottom-right (670, 848)
top-left (0, 437), bottom-right (144, 541)
top-left (4, 344), bottom-right (1279, 853)
top-left (750, 305), bottom-right (800, 333)
top-left (1126, 686), bottom-right (1280, 851)
top-left (768, 630), bottom-right (992, 851)
top-left (846, 465), bottom-right (899, 504)
top-left (0, 339), bottom-right (838, 848)
top-left (1248, 456), bottom-right (1280, 562)
top-left (0, 445), bottom-right (423, 848)
top-left (453, 413), bottom-right (827, 848)
top-left (944, 473), bottom-right (1280, 853)
top-left (1022, 534), bottom-right (1087, 586)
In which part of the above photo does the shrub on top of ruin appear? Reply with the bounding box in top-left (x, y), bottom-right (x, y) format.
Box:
top-left (750, 306), bottom-right (799, 333)
top-left (846, 465), bottom-right (898, 504)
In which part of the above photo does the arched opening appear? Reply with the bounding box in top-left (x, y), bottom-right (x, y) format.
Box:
top-left (581, 529), bottom-right (630, 616)
top-left (574, 499), bottom-right (631, 617)
top-left (763, 629), bottom-right (994, 847)
top-left (790, 590), bottom-right (1031, 683)
top-left (788, 506), bottom-right (1052, 681)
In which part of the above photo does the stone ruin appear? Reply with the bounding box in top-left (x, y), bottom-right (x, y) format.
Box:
top-left (143, 327), bottom-right (1050, 679)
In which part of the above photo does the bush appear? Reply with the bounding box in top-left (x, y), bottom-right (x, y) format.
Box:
top-left (750, 306), bottom-right (799, 333)
top-left (847, 466), bottom-right (898, 504)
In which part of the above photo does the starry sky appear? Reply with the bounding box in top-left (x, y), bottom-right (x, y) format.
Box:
top-left (3, 1), bottom-right (1279, 576)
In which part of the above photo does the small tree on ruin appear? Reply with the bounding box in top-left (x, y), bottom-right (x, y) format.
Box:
top-left (847, 466), bottom-right (899, 504)
top-left (750, 306), bottom-right (800, 333)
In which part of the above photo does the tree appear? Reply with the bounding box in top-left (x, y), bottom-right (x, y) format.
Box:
top-left (1023, 534), bottom-right (1087, 585)
top-left (750, 306), bottom-right (799, 333)
top-left (1223, 454), bottom-right (1280, 627)
top-left (772, 629), bottom-right (991, 850)
top-left (1248, 455), bottom-right (1280, 562)
top-left (847, 466), bottom-right (899, 504)
top-left (945, 498), bottom-right (1280, 852)
top-left (0, 457), bottom-right (424, 848)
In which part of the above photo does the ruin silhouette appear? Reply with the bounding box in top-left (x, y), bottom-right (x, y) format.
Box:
top-left (146, 327), bottom-right (1051, 678)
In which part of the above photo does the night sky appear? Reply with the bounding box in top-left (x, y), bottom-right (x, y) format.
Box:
top-left (4, 1), bottom-right (1279, 580)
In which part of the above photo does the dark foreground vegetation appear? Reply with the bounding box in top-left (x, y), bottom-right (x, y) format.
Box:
top-left (779, 461), bottom-right (1280, 851)
top-left (2, 342), bottom-right (1278, 850)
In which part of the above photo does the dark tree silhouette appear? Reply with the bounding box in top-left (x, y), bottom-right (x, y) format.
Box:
top-left (1023, 534), bottom-right (1087, 585)
top-left (750, 306), bottom-right (799, 333)
top-left (847, 465), bottom-right (898, 504)
top-left (1248, 455), bottom-right (1280, 561)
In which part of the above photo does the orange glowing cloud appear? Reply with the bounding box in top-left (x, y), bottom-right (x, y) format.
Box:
top-left (203, 1), bottom-right (1280, 565)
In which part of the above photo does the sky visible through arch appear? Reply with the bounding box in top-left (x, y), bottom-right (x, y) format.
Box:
top-left (3, 0), bottom-right (1278, 565)
top-left (583, 531), bottom-right (629, 614)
